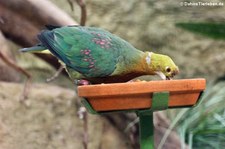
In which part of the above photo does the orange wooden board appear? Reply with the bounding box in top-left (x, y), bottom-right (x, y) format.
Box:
top-left (78, 78), bottom-right (206, 111)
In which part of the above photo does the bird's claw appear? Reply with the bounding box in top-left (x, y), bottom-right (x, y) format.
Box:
top-left (128, 79), bottom-right (146, 83)
top-left (166, 76), bottom-right (172, 80)
top-left (75, 79), bottom-right (91, 86)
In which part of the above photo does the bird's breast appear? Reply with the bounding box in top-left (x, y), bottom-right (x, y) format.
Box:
top-left (86, 72), bottom-right (146, 84)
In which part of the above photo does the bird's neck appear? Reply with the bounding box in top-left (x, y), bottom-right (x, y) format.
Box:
top-left (129, 51), bottom-right (155, 75)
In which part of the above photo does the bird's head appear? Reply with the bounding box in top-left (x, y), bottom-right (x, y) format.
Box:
top-left (145, 52), bottom-right (179, 80)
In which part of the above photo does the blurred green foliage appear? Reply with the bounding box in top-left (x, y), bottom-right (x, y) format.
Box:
top-left (176, 22), bottom-right (225, 40)
top-left (171, 22), bottom-right (225, 149)
top-left (178, 80), bottom-right (225, 149)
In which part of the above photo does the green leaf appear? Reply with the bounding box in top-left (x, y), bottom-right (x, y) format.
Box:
top-left (176, 22), bottom-right (225, 40)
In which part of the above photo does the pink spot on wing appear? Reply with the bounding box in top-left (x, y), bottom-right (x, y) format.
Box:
top-left (83, 49), bottom-right (91, 55)
top-left (89, 65), bottom-right (94, 68)
top-left (84, 51), bottom-right (90, 55)
top-left (100, 41), bottom-right (105, 45)
top-left (91, 37), bottom-right (112, 49)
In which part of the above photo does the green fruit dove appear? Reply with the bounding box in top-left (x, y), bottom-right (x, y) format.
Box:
top-left (20, 25), bottom-right (179, 85)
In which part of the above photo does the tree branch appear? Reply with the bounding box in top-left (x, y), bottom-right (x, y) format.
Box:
top-left (76, 0), bottom-right (87, 26)
top-left (0, 51), bottom-right (31, 99)
top-left (0, 0), bottom-right (78, 72)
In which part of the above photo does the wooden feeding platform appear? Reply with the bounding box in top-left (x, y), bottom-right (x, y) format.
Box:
top-left (78, 78), bottom-right (206, 112)
top-left (78, 78), bottom-right (206, 149)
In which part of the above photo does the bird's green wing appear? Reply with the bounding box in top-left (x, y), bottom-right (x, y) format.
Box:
top-left (38, 26), bottom-right (137, 78)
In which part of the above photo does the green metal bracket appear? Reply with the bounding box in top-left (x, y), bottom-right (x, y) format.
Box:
top-left (81, 98), bottom-right (98, 114)
top-left (193, 91), bottom-right (205, 107)
top-left (138, 110), bottom-right (154, 149)
top-left (152, 92), bottom-right (169, 111)
top-left (137, 92), bottom-right (169, 149)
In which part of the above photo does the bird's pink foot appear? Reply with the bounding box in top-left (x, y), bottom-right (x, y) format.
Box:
top-left (127, 79), bottom-right (146, 83)
top-left (75, 79), bottom-right (91, 86)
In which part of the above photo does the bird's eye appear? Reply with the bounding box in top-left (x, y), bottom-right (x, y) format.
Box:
top-left (166, 67), bottom-right (171, 73)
